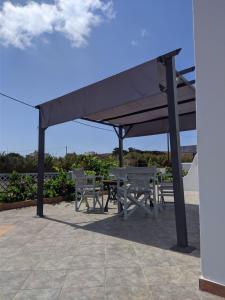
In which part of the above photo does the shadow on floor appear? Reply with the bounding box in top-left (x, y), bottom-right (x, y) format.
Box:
top-left (44, 203), bottom-right (200, 258)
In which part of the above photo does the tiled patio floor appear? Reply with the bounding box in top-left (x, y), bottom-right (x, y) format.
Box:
top-left (0, 194), bottom-right (221, 299)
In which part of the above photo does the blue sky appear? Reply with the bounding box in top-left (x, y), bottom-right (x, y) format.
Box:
top-left (0, 0), bottom-right (196, 156)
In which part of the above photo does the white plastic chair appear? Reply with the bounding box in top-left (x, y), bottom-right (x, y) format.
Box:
top-left (71, 169), bottom-right (104, 212)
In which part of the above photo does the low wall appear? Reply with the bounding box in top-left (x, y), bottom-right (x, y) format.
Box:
top-left (0, 196), bottom-right (63, 211)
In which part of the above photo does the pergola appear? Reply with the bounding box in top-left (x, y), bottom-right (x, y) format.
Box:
top-left (36, 49), bottom-right (196, 252)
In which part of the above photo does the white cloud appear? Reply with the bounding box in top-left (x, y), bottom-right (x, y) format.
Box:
top-left (131, 28), bottom-right (149, 47)
top-left (131, 39), bottom-right (138, 47)
top-left (140, 28), bottom-right (148, 37)
top-left (0, 0), bottom-right (115, 49)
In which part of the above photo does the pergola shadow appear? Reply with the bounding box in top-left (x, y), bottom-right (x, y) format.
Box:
top-left (44, 203), bottom-right (200, 258)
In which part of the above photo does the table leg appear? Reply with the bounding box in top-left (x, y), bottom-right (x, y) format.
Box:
top-left (104, 186), bottom-right (110, 212)
top-left (118, 201), bottom-right (123, 213)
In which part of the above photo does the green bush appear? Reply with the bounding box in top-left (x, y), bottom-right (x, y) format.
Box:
top-left (0, 192), bottom-right (9, 203)
top-left (0, 171), bottom-right (36, 203)
top-left (0, 170), bottom-right (75, 203)
top-left (44, 168), bottom-right (75, 200)
top-left (72, 154), bottom-right (117, 178)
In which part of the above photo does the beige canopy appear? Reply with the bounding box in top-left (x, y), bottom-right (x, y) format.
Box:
top-left (37, 51), bottom-right (195, 137)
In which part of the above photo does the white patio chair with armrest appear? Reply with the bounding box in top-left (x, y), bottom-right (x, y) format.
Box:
top-left (117, 167), bottom-right (158, 220)
top-left (157, 171), bottom-right (174, 208)
top-left (71, 169), bottom-right (104, 212)
top-left (157, 181), bottom-right (174, 208)
top-left (126, 167), bottom-right (158, 209)
top-left (108, 167), bottom-right (127, 204)
top-left (109, 167), bottom-right (127, 182)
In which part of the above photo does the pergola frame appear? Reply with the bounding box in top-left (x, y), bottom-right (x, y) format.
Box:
top-left (36, 49), bottom-right (195, 252)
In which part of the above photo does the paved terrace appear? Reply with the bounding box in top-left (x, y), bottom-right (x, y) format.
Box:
top-left (0, 193), bottom-right (221, 300)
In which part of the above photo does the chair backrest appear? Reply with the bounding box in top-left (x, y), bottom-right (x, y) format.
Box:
top-left (71, 168), bottom-right (85, 180)
top-left (126, 167), bottom-right (157, 177)
top-left (126, 167), bottom-right (157, 190)
top-left (70, 168), bottom-right (89, 189)
top-left (109, 167), bottom-right (127, 180)
top-left (157, 167), bottom-right (166, 175)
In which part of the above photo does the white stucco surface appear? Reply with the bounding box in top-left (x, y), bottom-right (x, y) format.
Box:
top-left (181, 162), bottom-right (192, 173)
top-left (183, 154), bottom-right (199, 192)
top-left (193, 0), bottom-right (225, 286)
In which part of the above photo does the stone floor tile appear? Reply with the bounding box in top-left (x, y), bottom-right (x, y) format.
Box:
top-left (78, 234), bottom-right (106, 246)
top-left (0, 247), bottom-right (23, 258)
top-left (78, 244), bottom-right (105, 256)
top-left (148, 284), bottom-right (221, 300)
top-left (106, 244), bottom-right (136, 258)
top-left (21, 270), bottom-right (67, 289)
top-left (106, 285), bottom-right (150, 300)
top-left (59, 286), bottom-right (105, 300)
top-left (14, 288), bottom-right (60, 300)
top-left (63, 268), bottom-right (105, 289)
top-left (105, 267), bottom-right (147, 287)
top-left (143, 265), bottom-right (183, 285)
top-left (70, 255), bottom-right (105, 269)
top-left (196, 289), bottom-right (223, 300)
top-left (34, 255), bottom-right (74, 271)
top-left (24, 239), bottom-right (55, 248)
top-left (0, 256), bottom-right (38, 271)
top-left (0, 271), bottom-right (30, 290)
top-left (0, 288), bottom-right (18, 300)
top-left (105, 254), bottom-right (140, 268)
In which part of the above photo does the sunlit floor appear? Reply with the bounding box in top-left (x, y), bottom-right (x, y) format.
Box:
top-left (0, 193), bottom-right (221, 299)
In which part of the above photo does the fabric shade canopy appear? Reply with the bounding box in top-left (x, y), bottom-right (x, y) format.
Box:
top-left (37, 50), bottom-right (195, 137)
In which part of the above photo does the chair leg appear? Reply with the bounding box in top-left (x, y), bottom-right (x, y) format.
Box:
top-left (93, 195), bottom-right (96, 210)
top-left (75, 192), bottom-right (78, 211)
top-left (153, 199), bottom-right (158, 218)
top-left (123, 193), bottom-right (128, 221)
top-left (152, 188), bottom-right (158, 218)
top-left (161, 195), bottom-right (166, 209)
top-left (94, 194), bottom-right (102, 212)
top-left (101, 194), bottom-right (104, 213)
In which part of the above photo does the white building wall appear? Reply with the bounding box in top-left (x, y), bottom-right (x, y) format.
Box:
top-left (181, 162), bottom-right (192, 173)
top-left (193, 0), bottom-right (225, 285)
top-left (183, 154), bottom-right (198, 192)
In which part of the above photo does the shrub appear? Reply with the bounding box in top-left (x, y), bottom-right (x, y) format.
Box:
top-left (0, 171), bottom-right (36, 203)
top-left (0, 170), bottom-right (75, 203)
top-left (0, 192), bottom-right (8, 203)
top-left (72, 154), bottom-right (117, 178)
top-left (44, 168), bottom-right (75, 200)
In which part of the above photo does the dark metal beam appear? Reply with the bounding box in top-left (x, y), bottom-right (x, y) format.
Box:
top-left (167, 133), bottom-right (170, 163)
top-left (37, 110), bottom-right (45, 217)
top-left (113, 126), bottom-right (119, 138)
top-left (157, 48), bottom-right (182, 63)
top-left (118, 126), bottom-right (124, 213)
top-left (123, 125), bottom-right (133, 139)
top-left (165, 54), bottom-right (195, 253)
top-left (81, 117), bottom-right (117, 127)
top-left (118, 126), bottom-right (124, 167)
top-left (177, 66), bottom-right (195, 76)
top-left (123, 111), bottom-right (196, 127)
top-left (102, 98), bottom-right (195, 122)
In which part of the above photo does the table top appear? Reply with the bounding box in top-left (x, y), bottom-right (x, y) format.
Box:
top-left (103, 179), bottom-right (117, 185)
